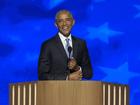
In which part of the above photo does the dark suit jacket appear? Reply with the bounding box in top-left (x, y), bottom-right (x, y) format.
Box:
top-left (38, 34), bottom-right (93, 80)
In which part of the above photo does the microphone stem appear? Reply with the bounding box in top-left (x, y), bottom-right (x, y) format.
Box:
top-left (69, 52), bottom-right (71, 60)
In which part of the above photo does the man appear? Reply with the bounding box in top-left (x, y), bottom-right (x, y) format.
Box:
top-left (38, 10), bottom-right (93, 80)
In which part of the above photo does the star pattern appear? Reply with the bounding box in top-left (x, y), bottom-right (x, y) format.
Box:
top-left (44, 0), bottom-right (65, 9)
top-left (134, 5), bottom-right (140, 18)
top-left (98, 62), bottom-right (140, 84)
top-left (86, 23), bottom-right (123, 43)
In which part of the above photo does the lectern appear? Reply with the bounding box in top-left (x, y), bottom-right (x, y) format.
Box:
top-left (9, 81), bottom-right (129, 105)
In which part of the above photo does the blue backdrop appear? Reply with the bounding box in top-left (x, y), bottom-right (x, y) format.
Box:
top-left (0, 0), bottom-right (140, 105)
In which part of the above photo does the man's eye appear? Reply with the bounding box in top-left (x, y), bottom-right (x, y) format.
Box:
top-left (57, 20), bottom-right (63, 23)
top-left (57, 18), bottom-right (72, 23)
top-left (66, 19), bottom-right (72, 21)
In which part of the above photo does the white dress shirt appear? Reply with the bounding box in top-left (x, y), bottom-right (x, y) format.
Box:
top-left (58, 32), bottom-right (73, 58)
top-left (59, 32), bottom-right (72, 48)
top-left (58, 32), bottom-right (82, 80)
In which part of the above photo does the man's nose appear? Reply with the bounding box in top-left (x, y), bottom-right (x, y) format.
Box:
top-left (62, 21), bottom-right (66, 25)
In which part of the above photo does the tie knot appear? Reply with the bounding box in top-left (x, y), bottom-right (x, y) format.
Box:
top-left (65, 38), bottom-right (70, 43)
top-left (65, 38), bottom-right (70, 46)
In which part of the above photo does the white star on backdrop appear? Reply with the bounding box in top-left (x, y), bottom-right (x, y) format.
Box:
top-left (98, 62), bottom-right (140, 84)
top-left (134, 5), bottom-right (140, 18)
top-left (48, 0), bottom-right (65, 9)
top-left (86, 22), bottom-right (123, 43)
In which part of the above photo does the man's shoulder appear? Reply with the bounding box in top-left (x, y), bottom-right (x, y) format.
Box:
top-left (72, 35), bottom-right (85, 43)
top-left (42, 35), bottom-right (57, 45)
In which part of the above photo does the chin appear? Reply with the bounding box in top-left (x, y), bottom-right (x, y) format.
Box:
top-left (61, 32), bottom-right (70, 36)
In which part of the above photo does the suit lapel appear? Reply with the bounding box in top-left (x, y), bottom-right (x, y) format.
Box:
top-left (72, 36), bottom-right (78, 59)
top-left (55, 35), bottom-right (68, 61)
top-left (54, 34), bottom-right (78, 60)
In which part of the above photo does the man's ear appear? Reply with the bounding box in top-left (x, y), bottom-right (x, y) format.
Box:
top-left (72, 19), bottom-right (75, 25)
top-left (55, 22), bottom-right (58, 27)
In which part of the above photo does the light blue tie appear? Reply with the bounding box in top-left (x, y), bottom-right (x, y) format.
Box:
top-left (65, 38), bottom-right (72, 58)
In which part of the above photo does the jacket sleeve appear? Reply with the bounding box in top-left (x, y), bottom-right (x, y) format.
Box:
top-left (38, 42), bottom-right (68, 80)
top-left (38, 42), bottom-right (54, 80)
top-left (81, 41), bottom-right (93, 79)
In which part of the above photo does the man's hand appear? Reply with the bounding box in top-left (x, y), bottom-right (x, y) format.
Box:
top-left (68, 58), bottom-right (80, 71)
top-left (68, 70), bottom-right (82, 80)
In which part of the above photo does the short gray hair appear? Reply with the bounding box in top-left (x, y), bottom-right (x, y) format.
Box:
top-left (55, 10), bottom-right (73, 20)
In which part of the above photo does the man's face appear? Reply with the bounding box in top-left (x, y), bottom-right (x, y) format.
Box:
top-left (55, 12), bottom-right (75, 37)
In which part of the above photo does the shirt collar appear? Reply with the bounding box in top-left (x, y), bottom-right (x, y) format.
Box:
top-left (58, 32), bottom-right (72, 42)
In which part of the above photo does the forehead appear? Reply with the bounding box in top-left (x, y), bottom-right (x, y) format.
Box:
top-left (56, 12), bottom-right (72, 19)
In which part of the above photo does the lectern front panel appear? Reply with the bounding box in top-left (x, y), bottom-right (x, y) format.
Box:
top-left (10, 82), bottom-right (37, 105)
top-left (10, 81), bottom-right (129, 105)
